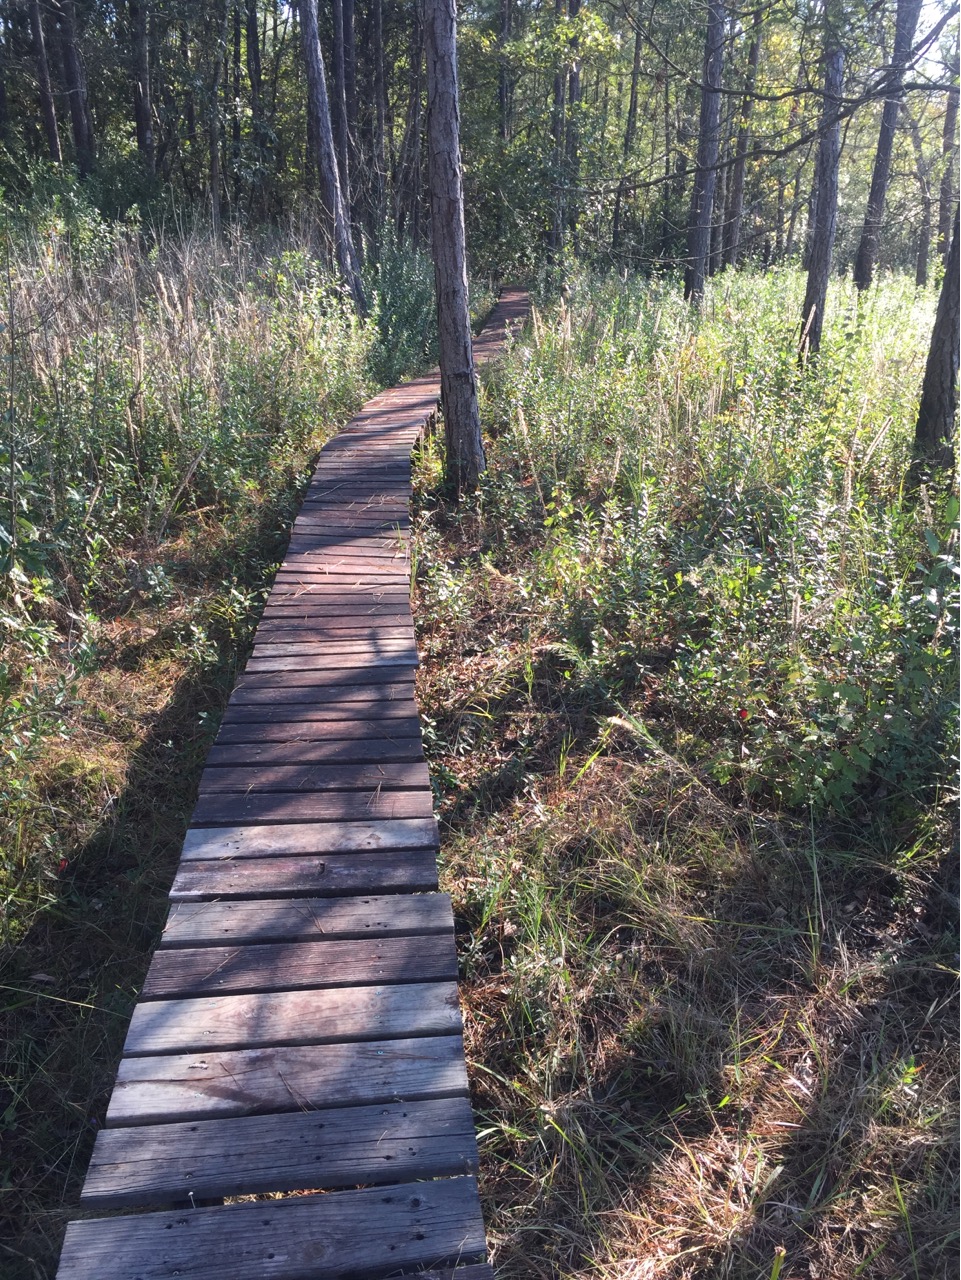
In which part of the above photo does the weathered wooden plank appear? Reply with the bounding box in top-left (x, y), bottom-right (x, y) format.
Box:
top-left (212, 719), bottom-right (423, 746)
top-left (208, 737), bottom-right (424, 765)
top-left (170, 851), bottom-right (438, 900)
top-left (243, 651), bottom-right (417, 673)
top-left (227, 682), bottom-right (417, 706)
top-left (220, 699), bottom-right (420, 724)
top-left (197, 760), bottom-right (430, 794)
top-left (401, 1270), bottom-right (495, 1280)
top-left (235, 667), bottom-right (416, 690)
top-left (251, 622), bottom-right (414, 639)
top-left (142, 931), bottom-right (458, 999)
top-left (60, 1176), bottom-right (485, 1279)
top-left (160, 893), bottom-right (452, 948)
top-left (265, 585), bottom-right (411, 602)
top-left (123, 980), bottom-right (461, 1055)
top-left (81, 1096), bottom-right (478, 1206)
top-left (191, 789), bottom-right (433, 826)
top-left (182, 818), bottom-right (438, 860)
top-left (250, 638), bottom-right (417, 658)
top-left (107, 1034), bottom-right (469, 1124)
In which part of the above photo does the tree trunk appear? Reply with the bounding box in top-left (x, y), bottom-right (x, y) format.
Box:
top-left (498, 0), bottom-right (511, 142)
top-left (130, 0), bottom-right (154, 172)
top-left (612, 18), bottom-right (642, 253)
top-left (301, 0), bottom-right (366, 314)
top-left (231, 1), bottom-right (242, 208)
top-left (29, 0), bottom-right (61, 164)
top-left (330, 0), bottom-right (350, 199)
top-left (938, 53), bottom-right (959, 263)
top-left (208, 2), bottom-right (229, 243)
top-left (56, 0), bottom-right (93, 177)
top-left (723, 7), bottom-right (761, 267)
top-left (395, 3), bottom-right (425, 244)
top-left (565, 0), bottom-right (581, 246)
top-left (911, 205), bottom-right (959, 479)
top-left (852, 0), bottom-right (922, 291)
top-left (799, 15), bottom-right (843, 363)
top-left (371, 0), bottom-right (387, 230)
top-left (549, 0), bottom-right (566, 256)
top-left (905, 106), bottom-right (933, 287)
top-left (684, 0), bottom-right (725, 302)
top-left (424, 0), bottom-right (484, 494)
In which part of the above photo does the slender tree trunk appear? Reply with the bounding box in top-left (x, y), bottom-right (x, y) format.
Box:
top-left (565, 0), bottom-right (581, 245)
top-left (799, 14), bottom-right (843, 362)
top-left (343, 0), bottom-right (358, 207)
top-left (56, 0), bottom-right (93, 176)
top-left (938, 53), bottom-right (959, 262)
top-left (301, 0), bottom-right (366, 314)
top-left (231, 1), bottom-right (242, 208)
top-left (245, 0), bottom-right (264, 210)
top-left (724, 7), bottom-right (761, 267)
top-left (852, 0), bottom-right (922, 291)
top-left (612, 18), bottom-right (642, 253)
top-left (395, 3), bottom-right (424, 244)
top-left (684, 0), bottom-right (725, 302)
top-left (498, 0), bottom-right (511, 142)
top-left (29, 0), bottom-right (61, 164)
top-left (905, 107), bottom-right (933, 287)
top-left (130, 0), bottom-right (154, 172)
top-left (424, 0), bottom-right (484, 494)
top-left (371, 0), bottom-right (387, 229)
top-left (330, 0), bottom-right (350, 199)
top-left (208, 3), bottom-right (229, 243)
top-left (549, 0), bottom-right (566, 256)
top-left (911, 205), bottom-right (959, 480)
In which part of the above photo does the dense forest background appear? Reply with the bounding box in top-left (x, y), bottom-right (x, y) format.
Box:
top-left (0, 0), bottom-right (956, 285)
top-left (0, 2), bottom-right (958, 1279)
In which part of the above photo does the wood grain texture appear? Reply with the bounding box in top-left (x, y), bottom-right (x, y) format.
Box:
top-left (207, 737), bottom-right (424, 764)
top-left (220, 700), bottom-right (420, 725)
top-left (170, 851), bottom-right (438, 900)
top-left (197, 759), bottom-right (430, 793)
top-left (160, 893), bottom-right (452, 947)
top-left (211, 721), bottom-right (423, 747)
top-left (141, 931), bottom-right (458, 998)
top-left (191, 788), bottom-right (433, 826)
top-left (60, 1176), bottom-right (485, 1279)
top-left (227, 681), bottom-right (416, 706)
top-left (107, 1034), bottom-right (469, 1124)
top-left (81, 1096), bottom-right (478, 1206)
top-left (181, 818), bottom-right (438, 860)
top-left (124, 980), bottom-right (462, 1055)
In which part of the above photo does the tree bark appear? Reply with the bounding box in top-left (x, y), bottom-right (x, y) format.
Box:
top-left (395, 2), bottom-right (425, 244)
top-left (565, 0), bottom-right (581, 245)
top-left (549, 0), bottom-right (566, 256)
top-left (911, 205), bottom-right (959, 479)
top-left (330, 0), bottom-right (350, 199)
top-left (852, 0), bottom-right (922, 292)
top-left (29, 0), bottom-right (61, 164)
top-left (300, 0), bottom-right (366, 314)
top-left (799, 13), bottom-right (843, 362)
top-left (723, 7), bottom-right (761, 268)
top-left (612, 17), bottom-right (642, 253)
top-left (684, 0), bottom-right (725, 302)
top-left (424, 0), bottom-right (484, 494)
top-left (498, 0), bottom-right (511, 142)
top-left (905, 106), bottom-right (933, 287)
top-left (130, 0), bottom-right (154, 172)
top-left (56, 0), bottom-right (93, 177)
top-left (207, 2), bottom-right (229, 243)
top-left (938, 52), bottom-right (959, 263)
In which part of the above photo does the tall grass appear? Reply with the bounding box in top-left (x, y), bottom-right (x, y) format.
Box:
top-left (413, 269), bottom-right (958, 1279)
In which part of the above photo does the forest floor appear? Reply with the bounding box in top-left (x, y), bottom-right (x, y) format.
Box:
top-left (1, 256), bottom-right (957, 1280)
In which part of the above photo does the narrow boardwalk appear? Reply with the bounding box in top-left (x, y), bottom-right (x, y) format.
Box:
top-left (56, 290), bottom-right (529, 1280)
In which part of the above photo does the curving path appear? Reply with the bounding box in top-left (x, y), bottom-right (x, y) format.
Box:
top-left (56, 289), bottom-right (529, 1280)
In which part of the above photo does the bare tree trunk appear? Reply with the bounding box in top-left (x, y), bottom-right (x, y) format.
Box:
top-left (684, 0), bottom-right (725, 302)
top-left (565, 0), bottom-right (581, 246)
top-left (56, 0), bottom-right (93, 176)
top-left (231, 1), bottom-right (242, 208)
top-left (330, 0), bottom-right (350, 199)
top-left (301, 0), bottom-right (366, 314)
top-left (938, 53), bottom-right (959, 263)
top-left (29, 0), bottom-right (61, 164)
top-left (799, 14), bottom-right (843, 362)
top-left (424, 0), bottom-right (484, 494)
top-left (724, 7), bottom-right (761, 267)
top-left (208, 2), bottom-right (229, 243)
top-left (130, 0), bottom-right (154, 172)
top-left (549, 0), bottom-right (566, 256)
top-left (852, 0), bottom-right (922, 291)
top-left (612, 18), bottom-right (642, 253)
top-left (371, 0), bottom-right (387, 230)
top-left (911, 205), bottom-right (959, 480)
top-left (498, 0), bottom-right (511, 142)
top-left (395, 3), bottom-right (424, 244)
top-left (905, 106), bottom-right (933, 287)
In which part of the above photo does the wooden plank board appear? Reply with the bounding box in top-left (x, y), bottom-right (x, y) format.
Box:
top-left (160, 893), bottom-right (452, 947)
top-left (220, 699), bottom-right (421, 724)
top-left (227, 683), bottom-right (417, 706)
top-left (170, 851), bottom-right (439, 900)
top-left (123, 980), bottom-right (462, 1055)
top-left (207, 738), bottom-right (424, 765)
top-left (212, 719), bottom-right (423, 745)
top-left (235, 667), bottom-right (417, 689)
top-left (107, 1034), bottom-right (469, 1124)
top-left (59, 1176), bottom-right (485, 1279)
top-left (250, 639), bottom-right (417, 657)
top-left (251, 622), bottom-right (414, 639)
top-left (191, 789), bottom-right (433, 826)
top-left (197, 760), bottom-right (430, 794)
top-left (182, 818), bottom-right (438, 860)
top-left (141, 932), bottom-right (458, 999)
top-left (243, 652), bottom-right (417, 673)
top-left (81, 1096), bottom-right (478, 1206)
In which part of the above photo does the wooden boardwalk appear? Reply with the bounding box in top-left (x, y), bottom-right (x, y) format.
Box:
top-left (56, 290), bottom-right (529, 1280)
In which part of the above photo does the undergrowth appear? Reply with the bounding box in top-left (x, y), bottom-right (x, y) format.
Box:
top-left (413, 269), bottom-right (959, 1279)
top-left (0, 208), bottom-right (438, 1276)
